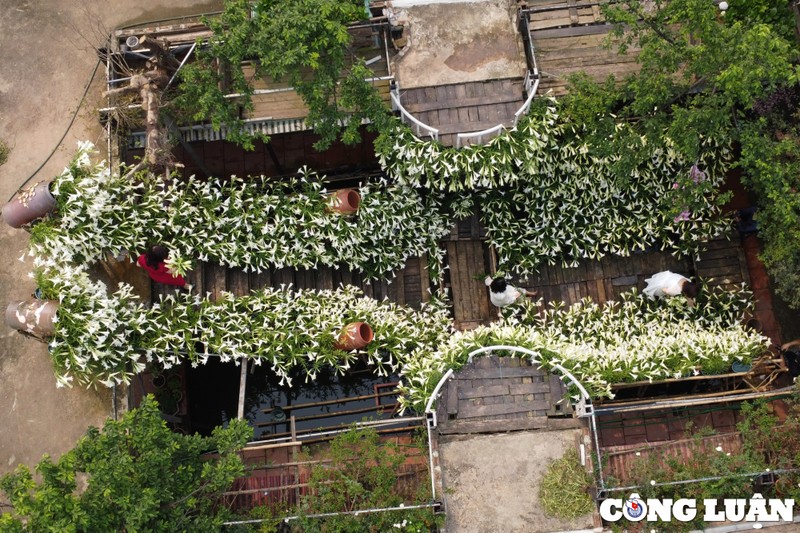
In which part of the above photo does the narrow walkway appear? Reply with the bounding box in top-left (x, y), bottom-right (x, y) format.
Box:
top-left (153, 255), bottom-right (433, 310)
top-left (513, 235), bottom-right (750, 307)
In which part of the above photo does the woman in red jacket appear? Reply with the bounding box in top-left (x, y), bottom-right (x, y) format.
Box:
top-left (136, 245), bottom-right (186, 287)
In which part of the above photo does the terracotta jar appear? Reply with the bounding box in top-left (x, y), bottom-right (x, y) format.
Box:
top-left (5, 299), bottom-right (59, 337)
top-left (334, 322), bottom-right (374, 351)
top-left (2, 181), bottom-right (56, 228)
top-left (327, 188), bottom-right (361, 215)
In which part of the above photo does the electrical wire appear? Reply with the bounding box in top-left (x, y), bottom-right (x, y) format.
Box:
top-left (7, 57), bottom-right (102, 202)
top-left (7, 11), bottom-right (227, 203)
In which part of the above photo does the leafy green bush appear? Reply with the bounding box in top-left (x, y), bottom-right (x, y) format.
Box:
top-left (295, 426), bottom-right (439, 532)
top-left (0, 396), bottom-right (251, 532)
top-left (738, 121), bottom-right (800, 309)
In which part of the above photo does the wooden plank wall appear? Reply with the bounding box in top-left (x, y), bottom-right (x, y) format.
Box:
top-left (513, 250), bottom-right (693, 308)
top-left (525, 0), bottom-right (642, 96)
top-left (126, 130), bottom-right (382, 180)
top-left (693, 237), bottom-right (751, 290)
top-left (510, 236), bottom-right (750, 308)
top-left (248, 78), bottom-right (393, 122)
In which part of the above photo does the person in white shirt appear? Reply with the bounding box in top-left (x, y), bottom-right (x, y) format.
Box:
top-left (485, 276), bottom-right (536, 308)
top-left (643, 270), bottom-right (698, 299)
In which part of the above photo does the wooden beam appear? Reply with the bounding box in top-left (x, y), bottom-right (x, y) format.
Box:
top-left (260, 388), bottom-right (398, 413)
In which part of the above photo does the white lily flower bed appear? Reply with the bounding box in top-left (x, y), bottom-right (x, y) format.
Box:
top-left (22, 144), bottom-right (767, 412)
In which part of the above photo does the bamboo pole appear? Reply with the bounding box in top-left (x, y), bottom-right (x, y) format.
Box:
top-left (241, 441), bottom-right (302, 453)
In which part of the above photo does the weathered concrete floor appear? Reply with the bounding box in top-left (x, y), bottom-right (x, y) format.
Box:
top-left (439, 429), bottom-right (594, 532)
top-left (392, 0), bottom-right (527, 88)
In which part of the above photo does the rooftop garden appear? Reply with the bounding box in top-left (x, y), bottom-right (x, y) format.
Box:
top-left (3, 0), bottom-right (800, 529)
top-left (17, 140), bottom-right (766, 410)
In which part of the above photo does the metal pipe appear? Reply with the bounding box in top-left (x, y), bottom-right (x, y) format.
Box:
top-left (514, 76), bottom-right (540, 126)
top-left (244, 417), bottom-right (425, 447)
top-left (602, 467), bottom-right (800, 494)
top-left (426, 414), bottom-right (437, 500)
top-left (166, 41), bottom-right (197, 90)
top-left (384, 25), bottom-right (392, 77)
top-left (424, 368), bottom-right (453, 416)
top-left (590, 405), bottom-right (605, 490)
top-left (124, 51), bottom-right (151, 61)
top-left (593, 386), bottom-right (794, 415)
top-left (455, 124), bottom-right (506, 148)
top-left (389, 88), bottom-right (439, 140)
top-left (222, 502), bottom-right (440, 526)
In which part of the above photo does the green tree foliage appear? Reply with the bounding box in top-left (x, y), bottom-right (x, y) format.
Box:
top-left (593, 0), bottom-right (798, 151)
top-left (0, 397), bottom-right (252, 532)
top-left (176, 0), bottom-right (392, 151)
top-left (739, 117), bottom-right (800, 307)
top-left (559, 0), bottom-right (800, 306)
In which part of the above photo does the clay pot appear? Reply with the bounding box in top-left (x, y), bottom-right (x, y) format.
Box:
top-left (2, 181), bottom-right (56, 228)
top-left (5, 299), bottom-right (59, 337)
top-left (334, 322), bottom-right (374, 351)
top-left (327, 188), bottom-right (360, 215)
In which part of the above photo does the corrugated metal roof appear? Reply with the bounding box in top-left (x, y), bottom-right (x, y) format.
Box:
top-left (128, 117), bottom-right (309, 148)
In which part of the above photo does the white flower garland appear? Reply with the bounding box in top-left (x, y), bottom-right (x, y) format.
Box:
top-left (43, 149), bottom-right (452, 281)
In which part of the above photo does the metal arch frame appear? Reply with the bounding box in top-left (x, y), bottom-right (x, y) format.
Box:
top-left (423, 345), bottom-right (606, 500)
